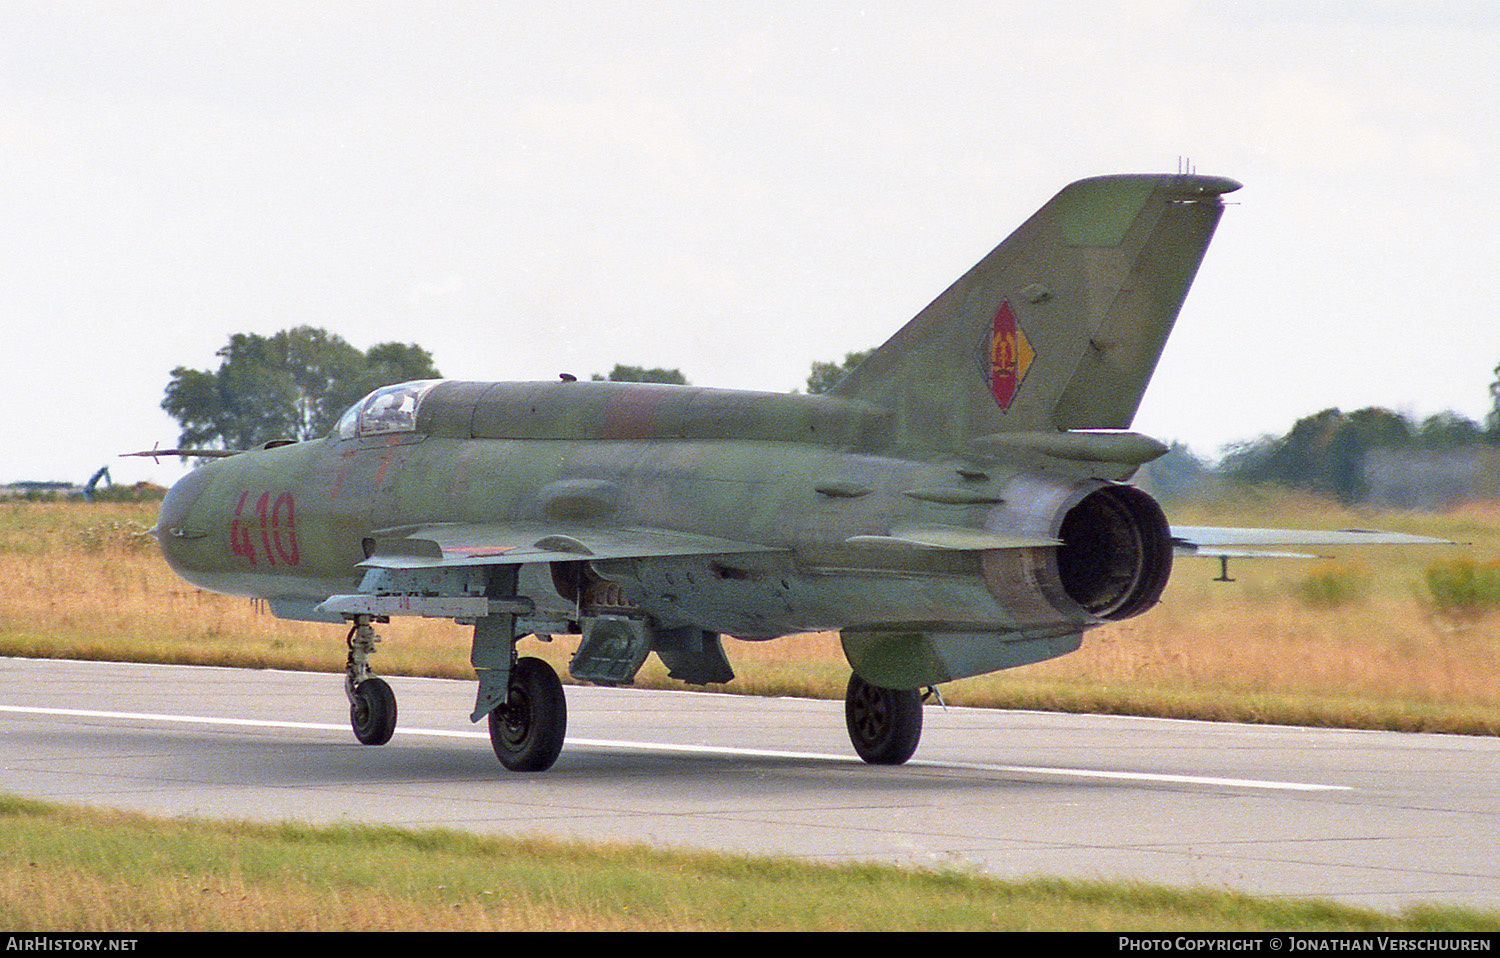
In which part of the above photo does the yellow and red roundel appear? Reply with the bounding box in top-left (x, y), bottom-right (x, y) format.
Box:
top-left (988, 300), bottom-right (1033, 410)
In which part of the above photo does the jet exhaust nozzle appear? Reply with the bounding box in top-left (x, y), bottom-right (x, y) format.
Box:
top-left (981, 479), bottom-right (1172, 625)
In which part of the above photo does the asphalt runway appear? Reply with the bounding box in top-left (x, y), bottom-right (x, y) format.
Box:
top-left (1, 655), bottom-right (1496, 914)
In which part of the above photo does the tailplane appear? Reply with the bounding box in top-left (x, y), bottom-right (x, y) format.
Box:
top-left (831, 173), bottom-right (1239, 452)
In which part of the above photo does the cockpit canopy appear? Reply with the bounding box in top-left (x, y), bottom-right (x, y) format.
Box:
top-left (334, 380), bottom-right (442, 439)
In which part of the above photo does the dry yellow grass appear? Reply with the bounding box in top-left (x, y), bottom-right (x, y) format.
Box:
top-left (2, 493), bottom-right (1496, 733)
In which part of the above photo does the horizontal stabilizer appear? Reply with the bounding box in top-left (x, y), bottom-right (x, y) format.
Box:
top-left (1172, 526), bottom-right (1454, 554)
top-left (1177, 548), bottom-right (1321, 560)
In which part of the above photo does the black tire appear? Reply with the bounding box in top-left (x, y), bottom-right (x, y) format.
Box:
top-left (351, 676), bottom-right (397, 746)
top-left (844, 673), bottom-right (922, 765)
top-left (488, 657), bottom-right (567, 772)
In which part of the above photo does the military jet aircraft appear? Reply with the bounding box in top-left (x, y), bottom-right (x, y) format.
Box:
top-left (143, 172), bottom-right (1446, 772)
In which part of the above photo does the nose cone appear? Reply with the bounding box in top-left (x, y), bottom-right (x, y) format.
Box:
top-left (155, 466), bottom-right (215, 571)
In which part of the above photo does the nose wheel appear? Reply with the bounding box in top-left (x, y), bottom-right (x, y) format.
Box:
top-left (844, 673), bottom-right (922, 765)
top-left (345, 617), bottom-right (396, 746)
top-left (350, 676), bottom-right (397, 745)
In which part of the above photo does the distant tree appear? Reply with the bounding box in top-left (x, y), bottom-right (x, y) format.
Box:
top-left (1415, 410), bottom-right (1484, 450)
top-left (804, 349), bottom-right (874, 395)
top-left (162, 327), bottom-right (441, 450)
top-left (363, 342), bottom-right (444, 395)
top-left (1488, 362), bottom-right (1500, 438)
top-left (1217, 433), bottom-right (1278, 486)
top-left (591, 364), bottom-right (688, 385)
top-left (1221, 406), bottom-right (1413, 504)
top-left (1143, 441), bottom-right (1211, 500)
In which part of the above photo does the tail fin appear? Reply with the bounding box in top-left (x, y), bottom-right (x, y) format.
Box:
top-left (831, 173), bottom-right (1239, 452)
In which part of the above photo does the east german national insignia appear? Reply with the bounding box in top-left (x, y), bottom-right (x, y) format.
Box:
top-left (988, 300), bottom-right (1033, 410)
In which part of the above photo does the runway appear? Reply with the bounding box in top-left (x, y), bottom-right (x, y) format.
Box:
top-left (1, 656), bottom-right (1496, 913)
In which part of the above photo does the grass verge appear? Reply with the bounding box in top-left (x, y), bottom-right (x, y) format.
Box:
top-left (1, 795), bottom-right (1495, 932)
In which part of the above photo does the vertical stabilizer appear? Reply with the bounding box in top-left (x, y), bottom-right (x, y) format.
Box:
top-left (831, 173), bottom-right (1239, 452)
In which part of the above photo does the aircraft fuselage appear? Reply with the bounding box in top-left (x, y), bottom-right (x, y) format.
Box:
top-left (157, 380), bottom-right (1165, 659)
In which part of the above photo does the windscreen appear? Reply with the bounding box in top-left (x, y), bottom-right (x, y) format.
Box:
top-left (335, 380), bottom-right (442, 439)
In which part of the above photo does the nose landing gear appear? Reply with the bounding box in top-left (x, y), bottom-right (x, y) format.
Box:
top-left (345, 618), bottom-right (396, 746)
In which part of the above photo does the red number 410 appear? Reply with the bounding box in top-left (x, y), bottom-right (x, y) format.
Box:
top-left (230, 491), bottom-right (300, 567)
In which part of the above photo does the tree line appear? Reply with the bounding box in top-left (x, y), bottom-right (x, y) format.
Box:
top-left (1157, 405), bottom-right (1499, 505)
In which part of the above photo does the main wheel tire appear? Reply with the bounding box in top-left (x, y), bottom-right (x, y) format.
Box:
top-left (351, 676), bottom-right (397, 746)
top-left (844, 673), bottom-right (922, 765)
top-left (488, 657), bottom-right (567, 772)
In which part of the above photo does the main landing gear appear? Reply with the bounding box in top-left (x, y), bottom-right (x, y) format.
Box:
top-left (345, 614), bottom-right (920, 772)
top-left (488, 657), bottom-right (567, 771)
top-left (341, 614), bottom-right (569, 772)
top-left (844, 673), bottom-right (923, 765)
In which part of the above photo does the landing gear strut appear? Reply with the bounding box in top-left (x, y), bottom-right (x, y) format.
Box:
top-left (346, 617), bottom-right (396, 746)
top-left (844, 673), bottom-right (922, 765)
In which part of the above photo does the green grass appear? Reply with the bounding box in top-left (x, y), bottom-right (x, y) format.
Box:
top-left (1, 795), bottom-right (1493, 932)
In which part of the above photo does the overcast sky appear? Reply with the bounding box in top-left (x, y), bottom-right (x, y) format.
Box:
top-left (4, 1), bottom-right (1497, 488)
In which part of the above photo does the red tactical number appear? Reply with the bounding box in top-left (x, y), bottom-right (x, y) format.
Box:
top-left (230, 492), bottom-right (257, 566)
top-left (230, 490), bottom-right (299, 567)
top-left (255, 492), bottom-right (276, 566)
top-left (271, 492), bottom-right (300, 565)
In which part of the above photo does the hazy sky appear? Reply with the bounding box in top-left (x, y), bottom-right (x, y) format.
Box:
top-left (4, 1), bottom-right (1497, 488)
